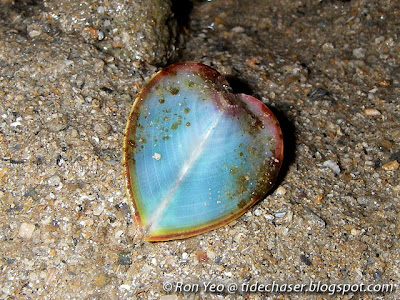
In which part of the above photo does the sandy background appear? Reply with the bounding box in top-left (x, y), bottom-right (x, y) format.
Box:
top-left (0, 0), bottom-right (399, 299)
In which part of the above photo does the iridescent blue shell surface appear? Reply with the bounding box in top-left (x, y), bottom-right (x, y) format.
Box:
top-left (123, 62), bottom-right (283, 241)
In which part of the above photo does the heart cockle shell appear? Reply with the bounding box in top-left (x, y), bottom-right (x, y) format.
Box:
top-left (123, 62), bottom-right (283, 241)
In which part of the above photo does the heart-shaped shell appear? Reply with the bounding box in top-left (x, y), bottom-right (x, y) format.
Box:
top-left (123, 62), bottom-right (283, 241)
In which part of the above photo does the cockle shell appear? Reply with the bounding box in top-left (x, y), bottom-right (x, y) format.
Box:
top-left (123, 62), bottom-right (283, 241)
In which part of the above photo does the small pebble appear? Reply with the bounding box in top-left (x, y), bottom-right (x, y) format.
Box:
top-left (47, 175), bottom-right (62, 188)
top-left (357, 195), bottom-right (373, 206)
top-left (254, 208), bottom-right (263, 216)
top-left (379, 140), bottom-right (392, 150)
top-left (94, 122), bottom-right (111, 137)
top-left (300, 254), bottom-right (312, 266)
top-left (353, 47), bottom-right (366, 59)
top-left (275, 186), bottom-right (287, 196)
top-left (322, 160), bottom-right (341, 175)
top-left (364, 108), bottom-right (381, 116)
top-left (375, 36), bottom-right (385, 44)
top-left (234, 232), bottom-right (243, 243)
top-left (93, 58), bottom-right (105, 72)
top-left (264, 214), bottom-right (274, 220)
top-left (118, 252), bottom-right (132, 265)
top-left (322, 42), bottom-right (334, 52)
top-left (18, 222), bottom-right (35, 239)
top-left (27, 24), bottom-right (42, 38)
top-left (10, 121), bottom-right (22, 127)
top-left (313, 193), bottom-right (323, 205)
top-left (378, 80), bottom-right (391, 86)
top-left (382, 160), bottom-right (399, 171)
top-left (119, 284), bottom-right (131, 291)
top-left (231, 26), bottom-right (245, 33)
top-left (196, 250), bottom-right (209, 263)
top-left (224, 271), bottom-right (233, 277)
top-left (275, 211), bottom-right (286, 218)
top-left (93, 273), bottom-right (110, 287)
top-left (92, 203), bottom-right (104, 216)
top-left (97, 6), bottom-right (105, 13)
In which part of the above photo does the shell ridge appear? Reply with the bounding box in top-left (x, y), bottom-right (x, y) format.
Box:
top-left (145, 111), bottom-right (224, 235)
